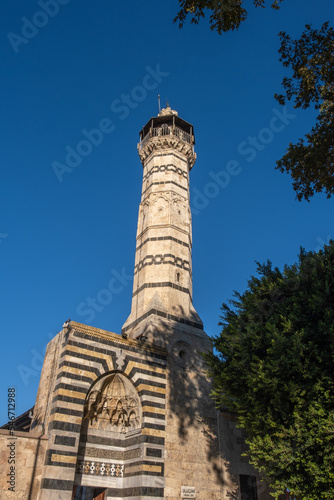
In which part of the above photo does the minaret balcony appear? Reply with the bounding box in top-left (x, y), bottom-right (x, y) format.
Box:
top-left (139, 125), bottom-right (193, 149)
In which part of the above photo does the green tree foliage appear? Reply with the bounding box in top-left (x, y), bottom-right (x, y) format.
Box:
top-left (205, 242), bottom-right (334, 499)
top-left (174, 0), bottom-right (283, 34)
top-left (275, 23), bottom-right (334, 201)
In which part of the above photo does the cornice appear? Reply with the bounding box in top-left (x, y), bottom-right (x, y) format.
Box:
top-left (138, 136), bottom-right (196, 169)
top-left (68, 321), bottom-right (167, 355)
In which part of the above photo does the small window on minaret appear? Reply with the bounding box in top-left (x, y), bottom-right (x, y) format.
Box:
top-left (176, 272), bottom-right (180, 283)
top-left (161, 123), bottom-right (170, 136)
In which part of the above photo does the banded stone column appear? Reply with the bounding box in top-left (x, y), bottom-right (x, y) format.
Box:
top-left (122, 105), bottom-right (203, 342)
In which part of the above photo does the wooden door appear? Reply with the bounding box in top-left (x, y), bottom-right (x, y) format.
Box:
top-left (94, 489), bottom-right (105, 500)
top-left (72, 486), bottom-right (105, 499)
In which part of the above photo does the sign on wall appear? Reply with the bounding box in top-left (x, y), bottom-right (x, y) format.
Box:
top-left (181, 486), bottom-right (196, 498)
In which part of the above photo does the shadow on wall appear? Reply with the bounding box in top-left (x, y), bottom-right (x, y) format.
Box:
top-left (133, 306), bottom-right (238, 492)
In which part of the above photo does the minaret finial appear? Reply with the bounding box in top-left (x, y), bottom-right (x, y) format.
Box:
top-left (158, 95), bottom-right (161, 113)
top-left (158, 102), bottom-right (178, 117)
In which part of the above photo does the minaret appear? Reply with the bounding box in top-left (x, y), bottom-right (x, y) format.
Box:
top-left (122, 104), bottom-right (205, 343)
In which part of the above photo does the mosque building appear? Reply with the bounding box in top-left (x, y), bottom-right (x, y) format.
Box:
top-left (0, 105), bottom-right (271, 500)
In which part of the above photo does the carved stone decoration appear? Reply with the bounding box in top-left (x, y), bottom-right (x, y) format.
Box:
top-left (84, 373), bottom-right (141, 433)
top-left (172, 193), bottom-right (187, 205)
top-left (145, 192), bottom-right (169, 206)
top-left (172, 194), bottom-right (189, 224)
top-left (138, 136), bottom-right (196, 169)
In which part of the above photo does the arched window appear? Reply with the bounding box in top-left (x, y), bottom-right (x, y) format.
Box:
top-left (161, 123), bottom-right (170, 136)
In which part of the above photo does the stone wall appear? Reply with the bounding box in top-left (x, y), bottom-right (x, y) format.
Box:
top-left (0, 429), bottom-right (48, 499)
top-left (162, 320), bottom-right (271, 500)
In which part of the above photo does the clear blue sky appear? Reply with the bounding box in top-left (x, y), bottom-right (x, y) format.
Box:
top-left (1, 0), bottom-right (333, 424)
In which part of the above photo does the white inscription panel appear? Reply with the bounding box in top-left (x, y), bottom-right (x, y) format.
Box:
top-left (181, 486), bottom-right (196, 498)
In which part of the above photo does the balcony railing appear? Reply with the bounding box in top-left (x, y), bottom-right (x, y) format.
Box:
top-left (140, 125), bottom-right (193, 148)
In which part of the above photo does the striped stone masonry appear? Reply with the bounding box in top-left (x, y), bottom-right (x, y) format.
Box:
top-left (122, 108), bottom-right (203, 340)
top-left (33, 321), bottom-right (167, 500)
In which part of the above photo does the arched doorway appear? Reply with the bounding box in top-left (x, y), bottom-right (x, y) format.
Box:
top-left (73, 372), bottom-right (142, 497)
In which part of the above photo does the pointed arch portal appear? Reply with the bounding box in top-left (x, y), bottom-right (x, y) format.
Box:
top-left (73, 372), bottom-right (142, 496)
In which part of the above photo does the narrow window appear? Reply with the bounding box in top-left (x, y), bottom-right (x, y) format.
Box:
top-left (240, 475), bottom-right (258, 500)
top-left (161, 123), bottom-right (170, 136)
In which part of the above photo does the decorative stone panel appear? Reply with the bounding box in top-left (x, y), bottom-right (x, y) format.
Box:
top-left (76, 460), bottom-right (124, 477)
top-left (84, 373), bottom-right (141, 433)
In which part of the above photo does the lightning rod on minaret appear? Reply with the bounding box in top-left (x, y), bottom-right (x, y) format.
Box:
top-left (158, 94), bottom-right (161, 113)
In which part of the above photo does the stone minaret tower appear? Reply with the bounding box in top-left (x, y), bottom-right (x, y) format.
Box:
top-left (122, 104), bottom-right (204, 344)
top-left (121, 104), bottom-right (224, 500)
